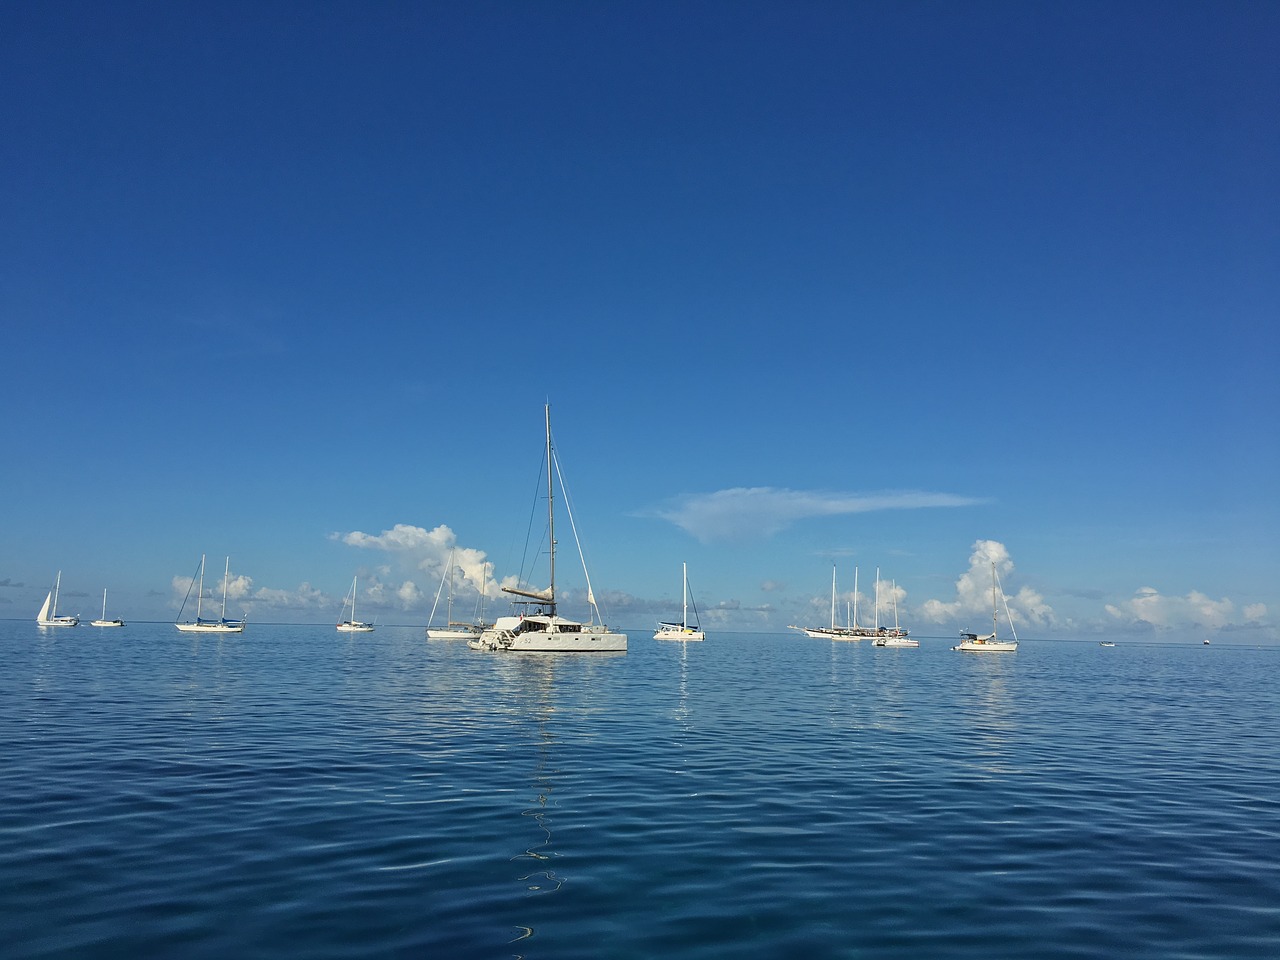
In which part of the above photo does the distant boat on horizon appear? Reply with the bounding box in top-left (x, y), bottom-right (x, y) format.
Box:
top-left (654, 562), bottom-right (705, 641)
top-left (175, 555), bottom-right (246, 633)
top-left (89, 588), bottom-right (124, 627)
top-left (36, 570), bottom-right (79, 627)
top-left (336, 575), bottom-right (374, 633)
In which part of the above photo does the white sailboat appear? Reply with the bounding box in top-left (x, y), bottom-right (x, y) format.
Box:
top-left (873, 573), bottom-right (917, 646)
top-left (426, 549), bottom-right (481, 639)
top-left (469, 405), bottom-right (627, 653)
top-left (953, 562), bottom-right (1018, 652)
top-left (654, 562), bottom-right (705, 641)
top-left (789, 565), bottom-right (879, 640)
top-left (336, 575), bottom-right (374, 632)
top-left (175, 555), bottom-right (246, 633)
top-left (36, 570), bottom-right (79, 627)
top-left (89, 589), bottom-right (125, 627)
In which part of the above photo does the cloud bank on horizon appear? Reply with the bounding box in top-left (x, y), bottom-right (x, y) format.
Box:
top-left (650, 487), bottom-right (986, 542)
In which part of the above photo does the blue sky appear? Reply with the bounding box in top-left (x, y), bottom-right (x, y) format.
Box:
top-left (3, 1), bottom-right (1276, 641)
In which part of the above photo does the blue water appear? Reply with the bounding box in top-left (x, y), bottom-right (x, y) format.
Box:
top-left (1, 623), bottom-right (1277, 959)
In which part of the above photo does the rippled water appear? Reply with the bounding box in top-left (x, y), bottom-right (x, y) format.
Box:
top-left (1, 623), bottom-right (1277, 958)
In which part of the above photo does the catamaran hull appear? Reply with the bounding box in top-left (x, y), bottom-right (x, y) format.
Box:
top-left (470, 630), bottom-right (627, 652)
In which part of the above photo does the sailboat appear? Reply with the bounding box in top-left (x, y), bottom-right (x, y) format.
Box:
top-left (654, 562), bottom-right (705, 641)
top-left (175, 555), bottom-right (246, 633)
top-left (873, 576), bottom-right (917, 647)
top-left (426, 549), bottom-right (481, 639)
top-left (36, 570), bottom-right (79, 627)
top-left (89, 589), bottom-right (125, 627)
top-left (336, 575), bottom-right (374, 632)
top-left (953, 562), bottom-right (1018, 652)
top-left (469, 405), bottom-right (627, 653)
top-left (789, 566), bottom-right (879, 639)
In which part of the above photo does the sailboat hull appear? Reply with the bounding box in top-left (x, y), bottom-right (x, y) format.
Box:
top-left (90, 620), bottom-right (125, 627)
top-left (176, 622), bottom-right (245, 633)
top-left (952, 640), bottom-right (1018, 652)
top-left (654, 627), bottom-right (704, 641)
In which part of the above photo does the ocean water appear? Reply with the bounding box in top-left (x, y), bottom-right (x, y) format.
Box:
top-left (1, 622), bottom-right (1277, 959)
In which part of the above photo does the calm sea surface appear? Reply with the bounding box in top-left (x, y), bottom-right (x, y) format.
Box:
top-left (1, 622), bottom-right (1277, 959)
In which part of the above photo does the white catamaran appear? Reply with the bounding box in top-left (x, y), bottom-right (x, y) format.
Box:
top-left (336, 575), bottom-right (375, 632)
top-left (953, 562), bottom-right (1019, 652)
top-left (89, 589), bottom-right (125, 628)
top-left (469, 405), bottom-right (627, 653)
top-left (175, 555), bottom-right (246, 633)
top-left (36, 570), bottom-right (79, 627)
top-left (426, 548), bottom-right (481, 640)
top-left (654, 562), bottom-right (705, 641)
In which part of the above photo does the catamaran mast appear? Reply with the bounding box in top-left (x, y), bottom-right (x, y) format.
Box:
top-left (546, 403), bottom-right (556, 615)
top-left (682, 561), bottom-right (689, 628)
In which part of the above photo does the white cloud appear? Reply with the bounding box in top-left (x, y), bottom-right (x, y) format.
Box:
top-left (332, 523), bottom-right (499, 609)
top-left (1244, 603), bottom-right (1268, 622)
top-left (918, 539), bottom-right (1056, 629)
top-left (648, 487), bottom-right (984, 542)
top-left (1105, 587), bottom-right (1243, 631)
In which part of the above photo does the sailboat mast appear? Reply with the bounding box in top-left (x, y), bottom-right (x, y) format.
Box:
top-left (195, 555), bottom-right (205, 619)
top-left (545, 404), bottom-right (555, 612)
top-left (830, 565), bottom-right (837, 630)
top-left (991, 562), bottom-right (999, 639)
top-left (221, 557), bottom-right (230, 620)
top-left (853, 567), bottom-right (860, 628)
top-left (53, 570), bottom-right (62, 617)
top-left (875, 568), bottom-right (881, 630)
top-left (102, 589), bottom-right (107, 620)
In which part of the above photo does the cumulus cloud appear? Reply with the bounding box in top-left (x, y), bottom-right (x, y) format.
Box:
top-left (332, 523), bottom-right (498, 607)
top-left (918, 539), bottom-right (1056, 629)
top-left (648, 487), bottom-right (984, 543)
top-left (1105, 588), bottom-right (1267, 633)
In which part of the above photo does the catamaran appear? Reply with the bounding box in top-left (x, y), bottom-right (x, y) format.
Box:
top-left (175, 555), bottom-right (246, 633)
top-left (654, 562), bottom-right (705, 641)
top-left (469, 405), bottom-right (627, 653)
top-left (336, 575), bottom-right (375, 632)
top-left (953, 562), bottom-right (1018, 652)
top-left (36, 570), bottom-right (79, 627)
top-left (89, 589), bottom-right (125, 627)
top-left (426, 548), bottom-right (481, 639)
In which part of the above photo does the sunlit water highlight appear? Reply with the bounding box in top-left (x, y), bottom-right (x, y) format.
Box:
top-left (2, 623), bottom-right (1277, 958)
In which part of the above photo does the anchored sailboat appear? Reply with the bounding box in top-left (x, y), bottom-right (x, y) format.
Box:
top-left (789, 565), bottom-right (880, 639)
top-left (426, 549), bottom-right (481, 639)
top-left (469, 405), bottom-right (627, 653)
top-left (90, 589), bottom-right (125, 627)
top-left (654, 562), bottom-right (705, 641)
top-left (953, 562), bottom-right (1018, 652)
top-left (36, 570), bottom-right (79, 627)
top-left (175, 555), bottom-right (246, 633)
top-left (336, 575), bottom-right (374, 632)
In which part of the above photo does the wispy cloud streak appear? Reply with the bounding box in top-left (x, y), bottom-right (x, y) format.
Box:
top-left (649, 487), bottom-right (984, 542)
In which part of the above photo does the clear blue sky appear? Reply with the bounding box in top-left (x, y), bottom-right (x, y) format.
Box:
top-left (3, 1), bottom-right (1276, 641)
